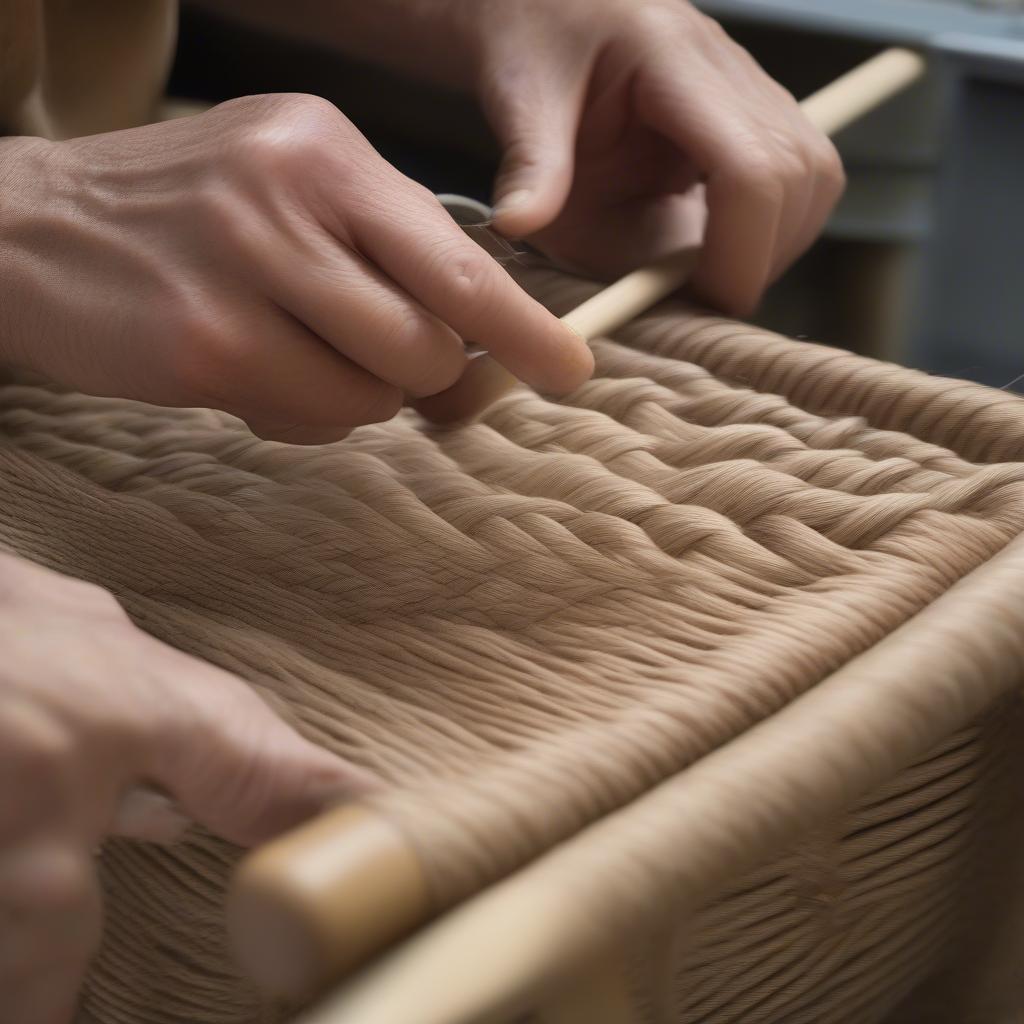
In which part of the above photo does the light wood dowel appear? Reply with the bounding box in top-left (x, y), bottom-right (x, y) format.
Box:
top-left (559, 248), bottom-right (701, 342)
top-left (798, 46), bottom-right (925, 139)
top-left (228, 805), bottom-right (429, 1001)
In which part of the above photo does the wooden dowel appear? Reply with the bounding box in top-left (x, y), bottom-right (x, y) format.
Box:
top-left (559, 248), bottom-right (701, 341)
top-left (798, 46), bottom-right (925, 139)
top-left (228, 805), bottom-right (429, 1001)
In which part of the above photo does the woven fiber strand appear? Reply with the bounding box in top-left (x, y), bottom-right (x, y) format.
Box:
top-left (1, 267), bottom-right (1023, 1022)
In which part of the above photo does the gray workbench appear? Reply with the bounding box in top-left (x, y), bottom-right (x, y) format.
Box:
top-left (698, 0), bottom-right (1024, 390)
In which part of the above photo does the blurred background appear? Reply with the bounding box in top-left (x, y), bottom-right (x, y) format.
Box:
top-left (170, 0), bottom-right (1024, 391)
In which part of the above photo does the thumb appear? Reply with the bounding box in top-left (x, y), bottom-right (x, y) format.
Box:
top-left (150, 661), bottom-right (379, 848)
top-left (487, 59), bottom-right (589, 238)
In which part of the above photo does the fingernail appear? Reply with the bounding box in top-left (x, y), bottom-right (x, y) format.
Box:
top-left (494, 189), bottom-right (532, 216)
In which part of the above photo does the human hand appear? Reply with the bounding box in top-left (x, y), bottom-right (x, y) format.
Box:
top-left (0, 553), bottom-right (373, 1024)
top-left (0, 98), bottom-right (592, 443)
top-left (469, 0), bottom-right (845, 315)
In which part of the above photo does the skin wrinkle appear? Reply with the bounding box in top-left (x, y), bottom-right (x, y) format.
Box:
top-left (1, 267), bottom-right (1024, 1020)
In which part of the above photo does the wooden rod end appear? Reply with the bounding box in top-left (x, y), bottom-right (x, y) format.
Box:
top-left (228, 804), bottom-right (430, 1001)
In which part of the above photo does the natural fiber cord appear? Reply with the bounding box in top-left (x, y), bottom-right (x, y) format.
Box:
top-left (2, 267), bottom-right (1023, 1023)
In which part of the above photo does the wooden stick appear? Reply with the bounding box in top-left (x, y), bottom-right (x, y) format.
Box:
top-left (798, 46), bottom-right (926, 138)
top-left (560, 48), bottom-right (926, 343)
top-left (559, 248), bottom-right (701, 341)
top-left (228, 805), bottom-right (429, 1001)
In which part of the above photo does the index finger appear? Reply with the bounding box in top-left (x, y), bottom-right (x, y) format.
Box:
top-left (348, 185), bottom-right (594, 394)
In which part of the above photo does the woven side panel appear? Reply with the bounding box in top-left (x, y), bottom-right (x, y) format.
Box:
top-left (1, 271), bottom-right (1023, 1021)
top-left (623, 699), bottom-right (1024, 1024)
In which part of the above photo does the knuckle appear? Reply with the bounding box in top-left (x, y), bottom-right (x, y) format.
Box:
top-left (631, 3), bottom-right (685, 42)
top-left (273, 92), bottom-right (339, 125)
top-left (0, 848), bottom-right (97, 962)
top-left (30, 848), bottom-right (95, 915)
top-left (768, 133), bottom-right (814, 184)
top-left (230, 94), bottom-right (339, 176)
top-left (168, 308), bottom-right (248, 406)
top-left (695, 10), bottom-right (729, 42)
top-left (434, 245), bottom-right (501, 325)
top-left (732, 142), bottom-right (774, 181)
top-left (728, 146), bottom-right (788, 206)
top-left (377, 313), bottom-right (465, 397)
top-left (498, 135), bottom-right (547, 180)
top-left (0, 705), bottom-right (75, 787)
top-left (817, 139), bottom-right (847, 196)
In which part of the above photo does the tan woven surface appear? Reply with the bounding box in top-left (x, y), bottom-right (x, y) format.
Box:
top-left (626, 704), bottom-right (1024, 1023)
top-left (2, 268), bottom-right (1024, 1022)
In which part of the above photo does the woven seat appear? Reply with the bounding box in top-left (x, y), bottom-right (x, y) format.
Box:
top-left (3, 267), bottom-right (1024, 1024)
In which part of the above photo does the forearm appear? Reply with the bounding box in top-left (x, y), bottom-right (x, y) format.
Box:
top-left (190, 0), bottom-right (480, 89)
